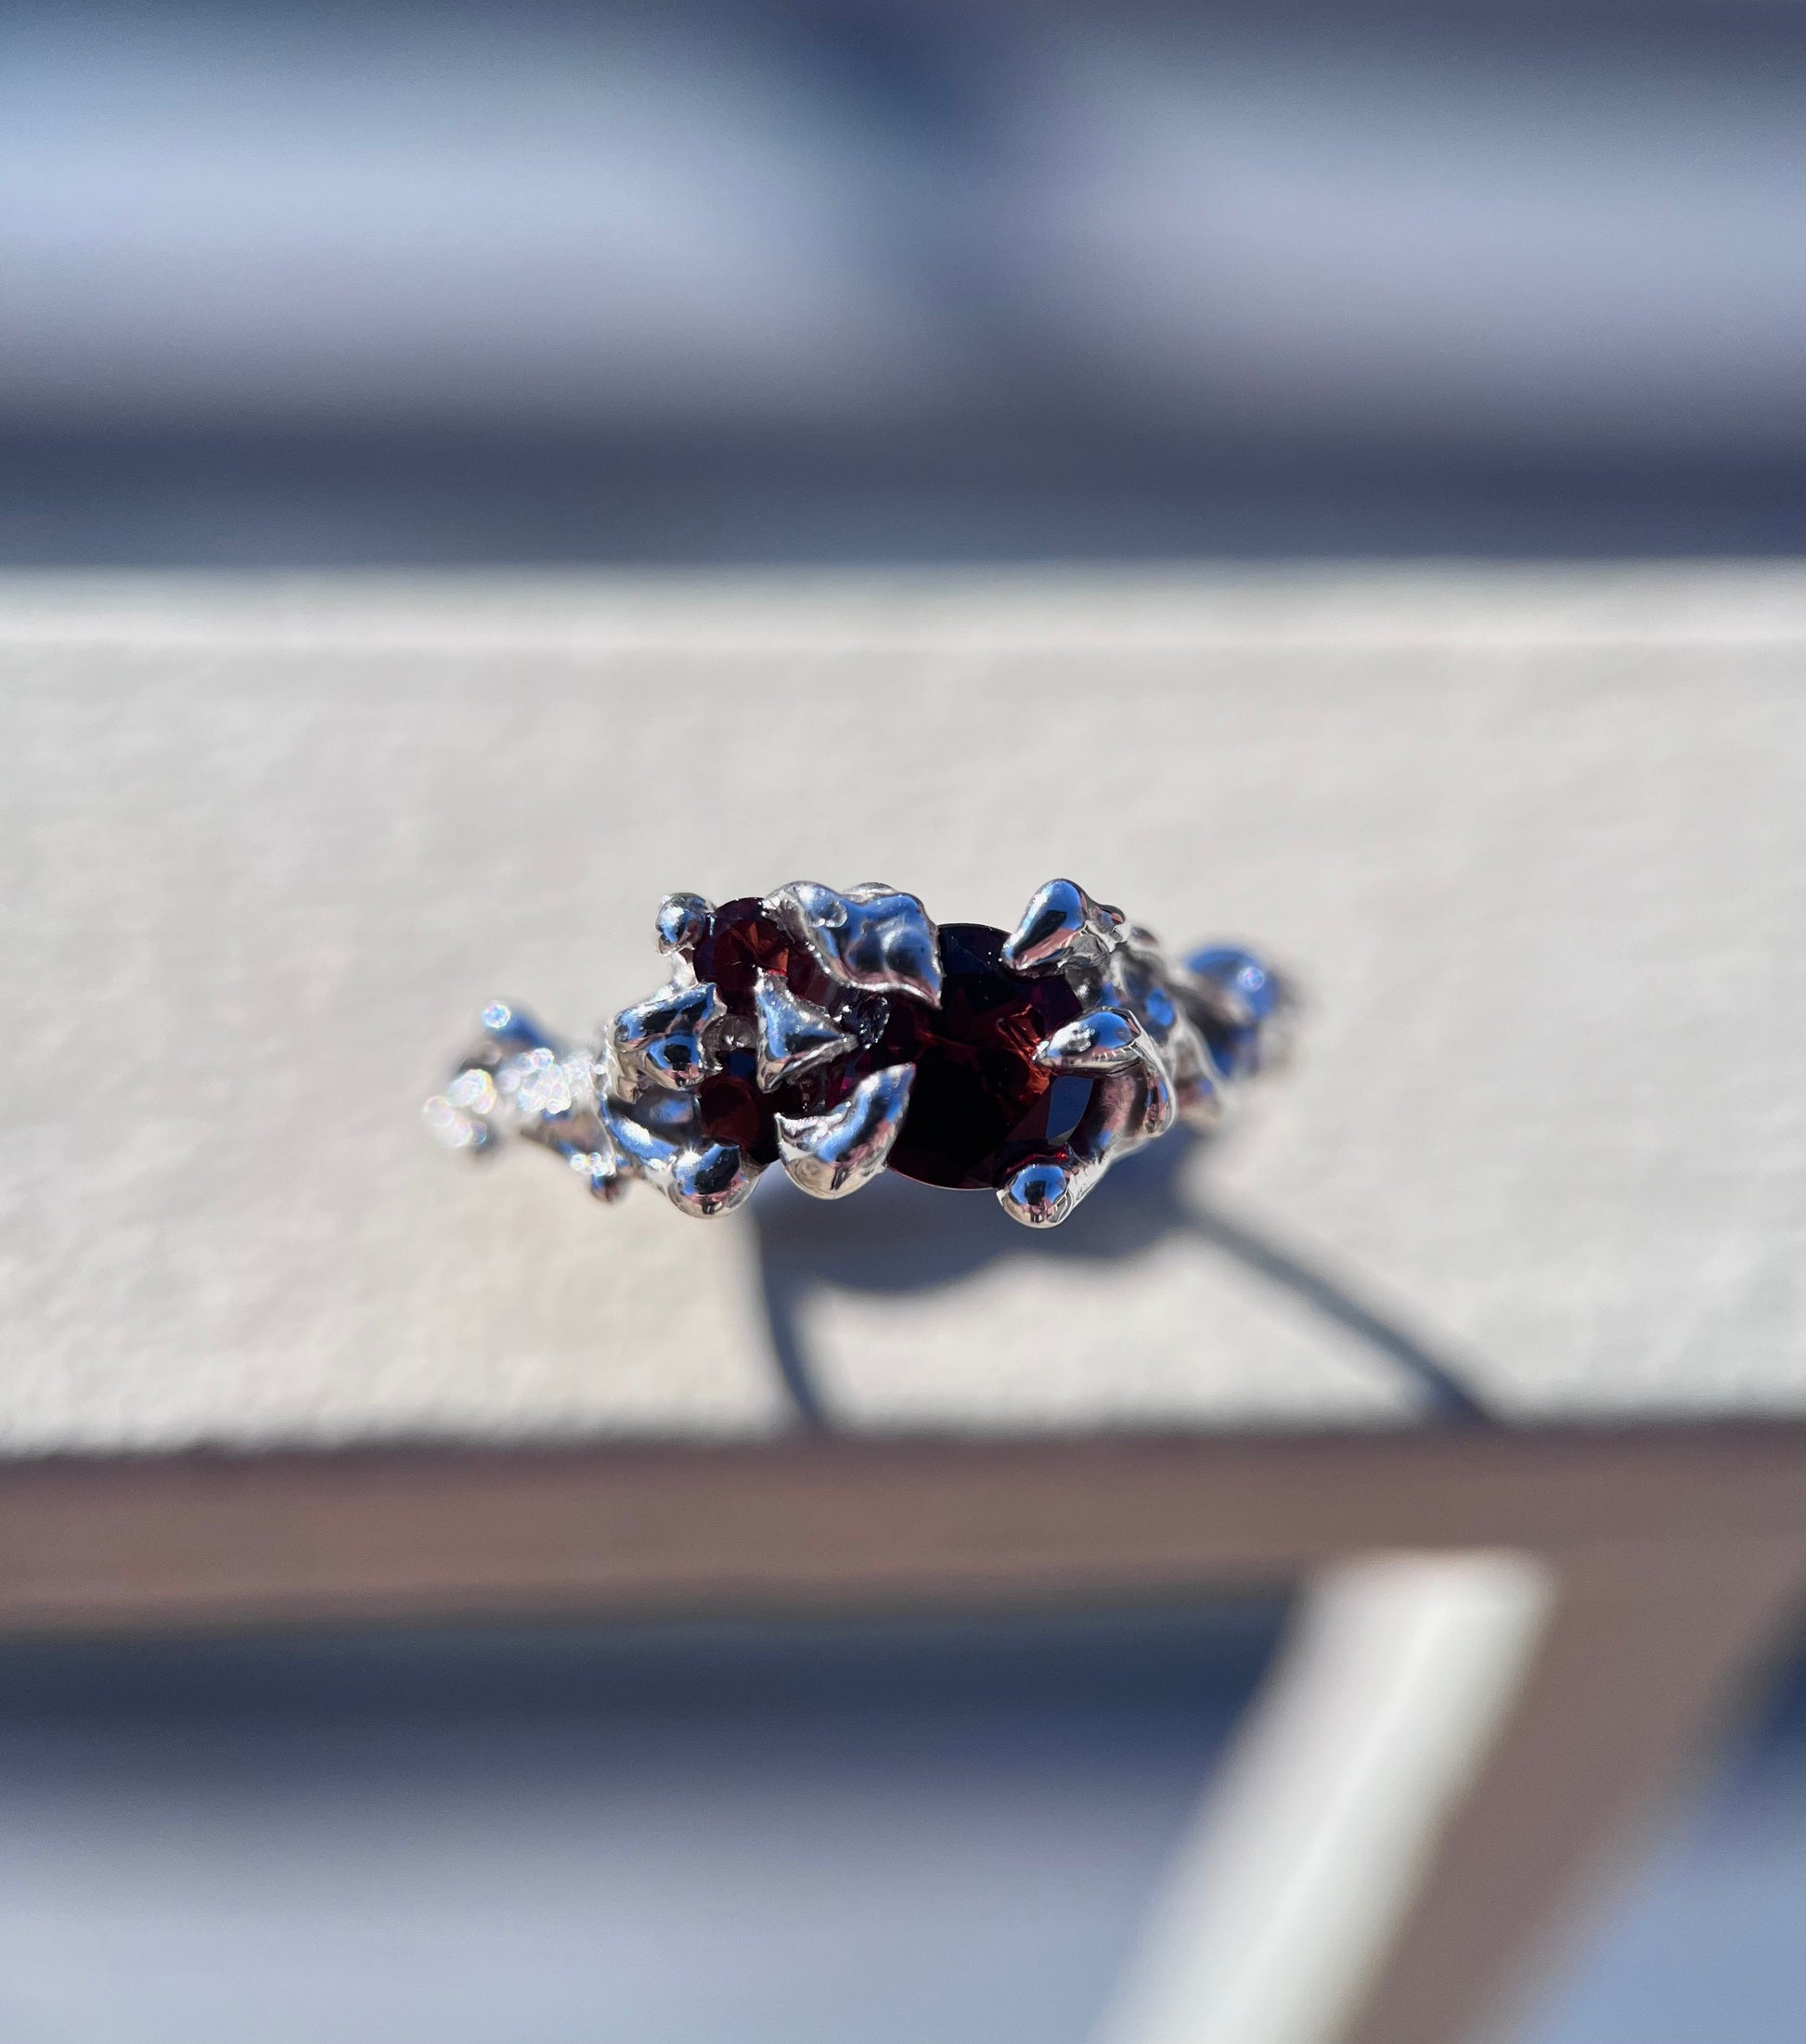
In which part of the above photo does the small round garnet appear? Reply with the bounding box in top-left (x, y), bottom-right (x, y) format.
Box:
top-left (698, 1048), bottom-right (846, 1168)
top-left (690, 897), bottom-right (833, 1008)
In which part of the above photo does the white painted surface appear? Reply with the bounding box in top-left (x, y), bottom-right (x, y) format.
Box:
top-left (2, 568), bottom-right (1803, 1450)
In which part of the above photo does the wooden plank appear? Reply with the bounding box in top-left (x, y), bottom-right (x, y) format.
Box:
top-left (0, 1424), bottom-right (1801, 1634)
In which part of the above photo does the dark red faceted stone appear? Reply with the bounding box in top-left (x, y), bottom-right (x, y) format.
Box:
top-left (689, 901), bottom-right (861, 1167)
top-left (690, 914), bottom-right (1091, 1190)
top-left (690, 898), bottom-right (833, 1009)
top-left (695, 1049), bottom-right (779, 1165)
top-left (875, 923), bottom-right (1090, 1189)
top-left (695, 1048), bottom-right (768, 1165)
top-left (695, 1047), bottom-right (829, 1168)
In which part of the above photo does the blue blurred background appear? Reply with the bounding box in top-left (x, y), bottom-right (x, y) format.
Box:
top-left (4, 0), bottom-right (1801, 563)
top-left (0, 1607), bottom-right (1799, 2041)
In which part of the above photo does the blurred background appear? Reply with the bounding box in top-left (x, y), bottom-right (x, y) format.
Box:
top-left (1, 1592), bottom-right (1800, 2044)
top-left (2, 3), bottom-right (1802, 2041)
top-left (4, 0), bottom-right (1802, 565)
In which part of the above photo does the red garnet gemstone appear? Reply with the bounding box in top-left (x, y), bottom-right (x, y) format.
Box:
top-left (690, 913), bottom-right (1092, 1189)
top-left (695, 1047), bottom-right (832, 1168)
top-left (878, 923), bottom-right (1091, 1189)
top-left (695, 1048), bottom-right (782, 1166)
top-left (690, 897), bottom-right (833, 1009)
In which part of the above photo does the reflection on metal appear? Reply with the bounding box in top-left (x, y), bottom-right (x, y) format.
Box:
top-left (753, 968), bottom-right (857, 1090)
top-left (766, 881), bottom-right (945, 1006)
top-left (1095, 1551), bottom-right (1554, 2044)
top-left (611, 977), bottom-right (725, 1091)
top-left (777, 1062), bottom-right (914, 1201)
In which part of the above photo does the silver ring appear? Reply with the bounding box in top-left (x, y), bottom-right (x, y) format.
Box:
top-left (426, 881), bottom-right (1293, 1229)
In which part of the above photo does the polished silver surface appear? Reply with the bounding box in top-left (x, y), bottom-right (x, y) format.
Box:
top-left (999, 951), bottom-right (1178, 1230)
top-left (598, 1094), bottom-right (761, 1221)
top-left (1001, 879), bottom-right (1125, 990)
top-left (766, 882), bottom-right (944, 1007)
top-left (752, 971), bottom-right (858, 1091)
top-left (611, 979), bottom-right (725, 1092)
top-left (667, 1140), bottom-right (761, 1220)
top-left (1034, 1006), bottom-right (1146, 1073)
top-left (654, 891), bottom-right (715, 963)
top-left (1037, 1007), bottom-right (1177, 1146)
top-left (776, 1062), bottom-right (916, 1202)
top-left (987, 880), bottom-right (1204, 1226)
top-left (430, 881), bottom-right (1289, 1230)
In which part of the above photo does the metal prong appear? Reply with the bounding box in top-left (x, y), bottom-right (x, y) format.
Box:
top-left (753, 970), bottom-right (857, 1091)
top-left (766, 883), bottom-right (943, 1007)
top-left (776, 1062), bottom-right (914, 1200)
top-left (655, 892), bottom-right (715, 958)
top-left (596, 1095), bottom-right (759, 1217)
top-left (1033, 1007), bottom-right (1144, 1073)
top-left (611, 978), bottom-right (724, 1091)
top-left (668, 1141), bottom-right (759, 1219)
top-left (1000, 879), bottom-right (1124, 979)
top-left (992, 1000), bottom-right (1180, 1225)
top-left (999, 1062), bottom-right (1142, 1228)
top-left (1036, 1006), bottom-right (1176, 1143)
top-left (600, 1095), bottom-right (682, 1176)
top-left (999, 1154), bottom-right (1099, 1228)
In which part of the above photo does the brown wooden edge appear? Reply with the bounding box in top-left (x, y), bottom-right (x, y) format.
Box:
top-left (1, 1421), bottom-right (1802, 1636)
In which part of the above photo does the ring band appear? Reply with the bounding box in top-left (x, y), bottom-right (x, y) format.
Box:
top-left (426, 881), bottom-right (1292, 1228)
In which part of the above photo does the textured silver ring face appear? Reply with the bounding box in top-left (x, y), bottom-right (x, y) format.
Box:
top-left (426, 881), bottom-right (1293, 1228)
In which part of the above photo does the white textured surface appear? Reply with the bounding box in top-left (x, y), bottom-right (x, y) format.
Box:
top-left (2, 568), bottom-right (1803, 1451)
